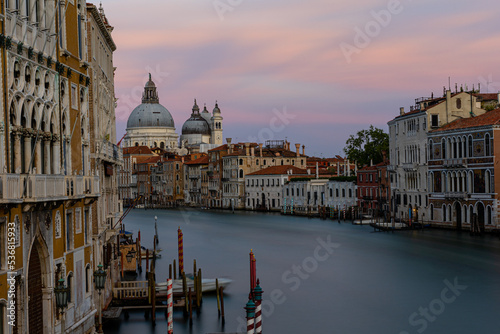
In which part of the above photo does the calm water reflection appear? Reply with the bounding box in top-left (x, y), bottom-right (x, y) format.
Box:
top-left (104, 208), bottom-right (500, 334)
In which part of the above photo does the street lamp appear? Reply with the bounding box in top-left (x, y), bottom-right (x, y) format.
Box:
top-left (126, 249), bottom-right (136, 263)
top-left (54, 278), bottom-right (68, 333)
top-left (94, 264), bottom-right (107, 333)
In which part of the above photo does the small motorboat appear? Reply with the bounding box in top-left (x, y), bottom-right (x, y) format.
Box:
top-left (156, 274), bottom-right (232, 294)
top-left (140, 245), bottom-right (162, 259)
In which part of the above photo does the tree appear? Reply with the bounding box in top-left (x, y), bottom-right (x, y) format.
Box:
top-left (343, 125), bottom-right (389, 167)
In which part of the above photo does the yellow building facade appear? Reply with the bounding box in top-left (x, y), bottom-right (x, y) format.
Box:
top-left (0, 1), bottom-right (118, 333)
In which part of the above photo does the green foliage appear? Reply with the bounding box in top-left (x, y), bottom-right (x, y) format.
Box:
top-left (343, 125), bottom-right (389, 167)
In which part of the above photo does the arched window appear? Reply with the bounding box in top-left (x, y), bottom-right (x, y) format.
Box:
top-left (442, 204), bottom-right (446, 221)
top-left (430, 204), bottom-right (434, 220)
top-left (463, 205), bottom-right (467, 223)
top-left (468, 135), bottom-right (473, 157)
top-left (429, 140), bottom-right (433, 160)
top-left (239, 159), bottom-right (243, 166)
top-left (485, 133), bottom-right (490, 156)
top-left (256, 159), bottom-right (259, 166)
top-left (67, 272), bottom-right (73, 303)
top-left (85, 264), bottom-right (91, 293)
top-left (329, 188), bottom-right (332, 197)
top-left (239, 169), bottom-right (243, 178)
top-left (456, 98), bottom-right (462, 109)
top-left (441, 139), bottom-right (446, 159)
top-left (487, 206), bottom-right (492, 225)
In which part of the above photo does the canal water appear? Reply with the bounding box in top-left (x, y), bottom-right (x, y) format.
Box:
top-left (104, 208), bottom-right (500, 334)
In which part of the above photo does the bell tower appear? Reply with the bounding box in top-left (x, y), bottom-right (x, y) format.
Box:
top-left (211, 101), bottom-right (223, 145)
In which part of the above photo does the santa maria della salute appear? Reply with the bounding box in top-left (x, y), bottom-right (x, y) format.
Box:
top-left (123, 74), bottom-right (223, 154)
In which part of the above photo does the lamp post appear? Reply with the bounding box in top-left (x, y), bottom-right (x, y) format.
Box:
top-left (94, 264), bottom-right (107, 333)
top-left (54, 278), bottom-right (68, 334)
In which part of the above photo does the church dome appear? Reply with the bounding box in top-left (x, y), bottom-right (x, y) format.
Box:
top-left (126, 74), bottom-right (175, 129)
top-left (182, 99), bottom-right (211, 135)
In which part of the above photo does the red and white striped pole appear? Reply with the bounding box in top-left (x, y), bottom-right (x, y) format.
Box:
top-left (178, 227), bottom-right (184, 274)
top-left (254, 280), bottom-right (263, 334)
top-left (167, 278), bottom-right (173, 334)
top-left (250, 250), bottom-right (257, 293)
top-left (244, 295), bottom-right (256, 334)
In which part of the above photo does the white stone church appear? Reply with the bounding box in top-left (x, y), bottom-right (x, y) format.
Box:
top-left (123, 74), bottom-right (223, 153)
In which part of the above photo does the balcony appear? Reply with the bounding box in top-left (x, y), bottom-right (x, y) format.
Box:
top-left (0, 174), bottom-right (100, 203)
top-left (97, 141), bottom-right (123, 165)
top-left (443, 159), bottom-right (467, 168)
top-left (402, 163), bottom-right (417, 171)
top-left (387, 165), bottom-right (396, 172)
top-left (444, 192), bottom-right (468, 200)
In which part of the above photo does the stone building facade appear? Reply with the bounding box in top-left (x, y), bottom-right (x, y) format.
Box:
top-left (427, 108), bottom-right (500, 231)
top-left (388, 90), bottom-right (487, 223)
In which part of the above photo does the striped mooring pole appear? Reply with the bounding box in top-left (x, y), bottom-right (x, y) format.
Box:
top-left (254, 280), bottom-right (263, 334)
top-left (250, 250), bottom-right (256, 293)
top-left (245, 295), bottom-right (256, 334)
top-left (178, 227), bottom-right (184, 274)
top-left (167, 278), bottom-right (173, 334)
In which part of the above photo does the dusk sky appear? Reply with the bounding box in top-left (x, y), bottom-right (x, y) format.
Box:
top-left (103, 0), bottom-right (500, 157)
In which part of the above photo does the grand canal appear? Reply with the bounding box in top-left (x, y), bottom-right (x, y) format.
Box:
top-left (104, 208), bottom-right (500, 333)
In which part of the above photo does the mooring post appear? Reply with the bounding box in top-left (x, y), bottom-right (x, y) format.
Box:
top-left (244, 294), bottom-right (256, 334)
top-left (169, 264), bottom-right (172, 280)
top-left (254, 280), bottom-right (263, 334)
top-left (216, 278), bottom-right (220, 316)
top-left (178, 227), bottom-right (184, 275)
top-left (183, 272), bottom-right (188, 316)
top-left (146, 249), bottom-right (149, 273)
top-left (173, 259), bottom-right (177, 280)
top-left (220, 286), bottom-right (225, 320)
top-left (188, 287), bottom-right (193, 320)
top-left (198, 268), bottom-right (202, 306)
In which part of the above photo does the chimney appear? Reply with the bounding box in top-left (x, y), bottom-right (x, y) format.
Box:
top-left (382, 150), bottom-right (387, 162)
top-left (399, 107), bottom-right (404, 115)
top-left (316, 162), bottom-right (319, 179)
top-left (302, 145), bottom-right (305, 156)
top-left (295, 143), bottom-right (300, 157)
top-left (307, 169), bottom-right (311, 175)
top-left (226, 138), bottom-right (232, 154)
top-left (259, 143), bottom-right (263, 157)
top-left (245, 143), bottom-right (250, 156)
top-left (497, 92), bottom-right (500, 105)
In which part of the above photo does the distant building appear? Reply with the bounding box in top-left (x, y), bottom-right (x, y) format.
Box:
top-left (357, 161), bottom-right (390, 216)
top-left (123, 76), bottom-right (180, 150)
top-left (180, 100), bottom-right (223, 152)
top-left (283, 176), bottom-right (356, 213)
top-left (387, 90), bottom-right (489, 223)
top-left (427, 108), bottom-right (500, 231)
top-left (222, 139), bottom-right (307, 209)
top-left (245, 165), bottom-right (308, 211)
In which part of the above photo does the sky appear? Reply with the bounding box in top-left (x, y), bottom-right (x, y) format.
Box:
top-left (102, 0), bottom-right (500, 158)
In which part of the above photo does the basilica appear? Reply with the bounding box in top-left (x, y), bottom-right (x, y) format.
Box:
top-left (123, 75), bottom-right (223, 153)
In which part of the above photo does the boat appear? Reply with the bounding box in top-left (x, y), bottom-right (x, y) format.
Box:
top-left (156, 274), bottom-right (232, 293)
top-left (140, 245), bottom-right (162, 259)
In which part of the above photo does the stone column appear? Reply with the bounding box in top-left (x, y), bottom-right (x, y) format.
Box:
top-left (14, 131), bottom-right (22, 173)
top-left (53, 135), bottom-right (61, 175)
top-left (43, 136), bottom-right (51, 174)
top-left (35, 135), bottom-right (42, 174)
top-left (24, 132), bottom-right (32, 173)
